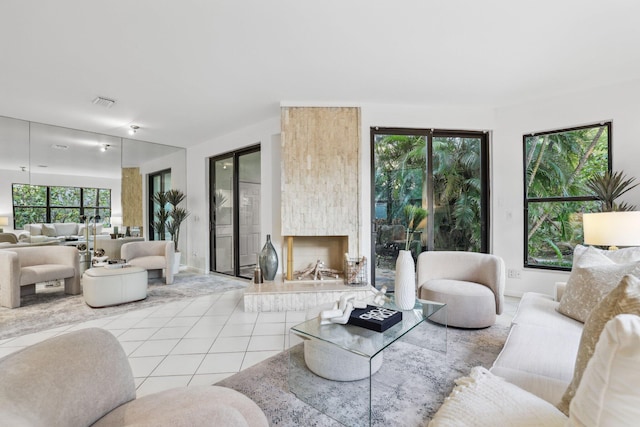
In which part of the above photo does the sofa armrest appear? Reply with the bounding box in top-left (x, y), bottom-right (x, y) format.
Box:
top-left (0, 328), bottom-right (136, 427)
top-left (0, 250), bottom-right (20, 308)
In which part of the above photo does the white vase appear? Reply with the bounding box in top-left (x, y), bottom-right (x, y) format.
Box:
top-left (394, 250), bottom-right (416, 310)
top-left (172, 251), bottom-right (181, 274)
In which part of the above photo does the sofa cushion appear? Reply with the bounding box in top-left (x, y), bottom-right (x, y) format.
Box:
top-left (511, 292), bottom-right (583, 332)
top-left (54, 222), bottom-right (79, 236)
top-left (20, 264), bottom-right (75, 285)
top-left (127, 255), bottom-right (167, 270)
top-left (567, 314), bottom-right (640, 426)
top-left (557, 245), bottom-right (640, 322)
top-left (25, 223), bottom-right (42, 236)
top-left (93, 386), bottom-right (269, 427)
top-left (429, 367), bottom-right (566, 427)
top-left (491, 322), bottom-right (581, 404)
top-left (558, 274), bottom-right (640, 415)
top-left (79, 223), bottom-right (103, 236)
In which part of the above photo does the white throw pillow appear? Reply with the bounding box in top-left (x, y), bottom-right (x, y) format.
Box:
top-left (24, 224), bottom-right (42, 236)
top-left (557, 245), bottom-right (640, 322)
top-left (558, 274), bottom-right (640, 414)
top-left (567, 314), bottom-right (640, 426)
top-left (429, 367), bottom-right (566, 426)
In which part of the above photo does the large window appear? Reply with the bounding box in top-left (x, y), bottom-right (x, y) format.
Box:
top-left (524, 122), bottom-right (611, 270)
top-left (12, 184), bottom-right (111, 229)
top-left (371, 128), bottom-right (489, 284)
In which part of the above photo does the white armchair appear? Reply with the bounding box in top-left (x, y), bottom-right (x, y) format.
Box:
top-left (416, 251), bottom-right (505, 328)
top-left (121, 241), bottom-right (174, 285)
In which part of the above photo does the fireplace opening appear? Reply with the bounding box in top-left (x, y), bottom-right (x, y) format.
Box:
top-left (284, 235), bottom-right (348, 282)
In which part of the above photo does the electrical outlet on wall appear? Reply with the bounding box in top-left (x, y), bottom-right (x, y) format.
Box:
top-left (507, 268), bottom-right (522, 279)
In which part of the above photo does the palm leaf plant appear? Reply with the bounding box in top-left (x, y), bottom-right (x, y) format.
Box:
top-left (403, 204), bottom-right (428, 251)
top-left (585, 170), bottom-right (638, 212)
top-left (152, 191), bottom-right (169, 240)
top-left (165, 189), bottom-right (190, 251)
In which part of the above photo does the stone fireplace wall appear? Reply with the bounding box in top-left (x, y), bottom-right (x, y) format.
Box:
top-left (281, 107), bottom-right (361, 279)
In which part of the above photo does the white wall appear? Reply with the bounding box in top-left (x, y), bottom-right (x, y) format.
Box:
top-left (185, 117), bottom-right (280, 273)
top-left (493, 79), bottom-right (640, 296)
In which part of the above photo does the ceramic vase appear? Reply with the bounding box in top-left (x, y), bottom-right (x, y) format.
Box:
top-left (259, 234), bottom-right (278, 281)
top-left (394, 250), bottom-right (416, 310)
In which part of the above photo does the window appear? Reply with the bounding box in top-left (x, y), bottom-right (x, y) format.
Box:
top-left (12, 184), bottom-right (111, 229)
top-left (148, 169), bottom-right (171, 240)
top-left (524, 122), bottom-right (611, 270)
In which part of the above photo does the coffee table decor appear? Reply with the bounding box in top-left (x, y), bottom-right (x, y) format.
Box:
top-left (347, 305), bottom-right (402, 332)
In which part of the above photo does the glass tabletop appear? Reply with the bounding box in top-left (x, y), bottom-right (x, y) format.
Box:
top-left (290, 298), bottom-right (446, 358)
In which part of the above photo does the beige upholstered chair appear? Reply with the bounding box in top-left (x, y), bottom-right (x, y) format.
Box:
top-left (416, 251), bottom-right (505, 328)
top-left (0, 233), bottom-right (18, 244)
top-left (0, 328), bottom-right (268, 427)
top-left (121, 241), bottom-right (174, 284)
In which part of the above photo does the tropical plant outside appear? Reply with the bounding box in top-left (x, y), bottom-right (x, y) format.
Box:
top-left (373, 132), bottom-right (485, 272)
top-left (12, 184), bottom-right (111, 229)
top-left (525, 123), bottom-right (613, 269)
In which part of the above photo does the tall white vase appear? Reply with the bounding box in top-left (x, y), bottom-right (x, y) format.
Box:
top-left (394, 250), bottom-right (416, 310)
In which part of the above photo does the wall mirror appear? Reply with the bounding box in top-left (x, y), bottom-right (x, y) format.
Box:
top-left (0, 115), bottom-right (186, 249)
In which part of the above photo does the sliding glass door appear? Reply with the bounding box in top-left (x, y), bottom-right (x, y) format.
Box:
top-left (371, 128), bottom-right (489, 284)
top-left (210, 146), bottom-right (261, 278)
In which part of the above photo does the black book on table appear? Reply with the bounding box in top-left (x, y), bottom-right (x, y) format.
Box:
top-left (347, 305), bottom-right (402, 332)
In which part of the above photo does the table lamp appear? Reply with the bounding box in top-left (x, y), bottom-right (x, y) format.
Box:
top-left (0, 216), bottom-right (9, 233)
top-left (583, 211), bottom-right (640, 250)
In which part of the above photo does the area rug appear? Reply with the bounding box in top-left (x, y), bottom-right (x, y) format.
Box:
top-left (0, 272), bottom-right (248, 340)
top-left (218, 317), bottom-right (511, 426)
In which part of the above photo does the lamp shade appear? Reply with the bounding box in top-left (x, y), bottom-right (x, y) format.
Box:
top-left (583, 211), bottom-right (640, 247)
top-left (0, 217), bottom-right (8, 227)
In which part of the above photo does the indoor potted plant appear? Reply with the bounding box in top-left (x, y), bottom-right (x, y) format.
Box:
top-left (165, 189), bottom-right (190, 273)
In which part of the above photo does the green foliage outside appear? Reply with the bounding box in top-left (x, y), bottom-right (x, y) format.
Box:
top-left (374, 134), bottom-right (484, 258)
top-left (12, 184), bottom-right (111, 229)
top-left (525, 125), bottom-right (610, 268)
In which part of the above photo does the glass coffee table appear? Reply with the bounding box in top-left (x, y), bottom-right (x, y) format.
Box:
top-left (289, 297), bottom-right (447, 426)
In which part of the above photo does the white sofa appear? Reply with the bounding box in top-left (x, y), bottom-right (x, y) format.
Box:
top-left (22, 222), bottom-right (110, 242)
top-left (0, 245), bottom-right (81, 308)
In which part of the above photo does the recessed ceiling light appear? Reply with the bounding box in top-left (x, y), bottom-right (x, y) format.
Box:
top-left (38, 165), bottom-right (48, 168)
top-left (128, 125), bottom-right (139, 135)
top-left (51, 144), bottom-right (69, 150)
top-left (100, 144), bottom-right (110, 152)
top-left (92, 96), bottom-right (116, 108)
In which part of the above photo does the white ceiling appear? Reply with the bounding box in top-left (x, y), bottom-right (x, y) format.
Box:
top-left (1, 0), bottom-right (640, 148)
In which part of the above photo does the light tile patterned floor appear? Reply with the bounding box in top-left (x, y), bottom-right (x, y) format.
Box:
top-left (0, 288), bottom-right (520, 398)
top-left (0, 288), bottom-right (307, 397)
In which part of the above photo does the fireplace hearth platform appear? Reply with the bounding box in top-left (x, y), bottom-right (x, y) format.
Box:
top-left (243, 275), bottom-right (375, 312)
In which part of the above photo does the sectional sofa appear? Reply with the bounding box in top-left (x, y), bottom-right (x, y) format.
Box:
top-left (22, 222), bottom-right (110, 242)
top-left (430, 244), bottom-right (640, 425)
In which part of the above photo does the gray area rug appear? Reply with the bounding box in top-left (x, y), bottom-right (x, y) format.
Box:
top-left (218, 317), bottom-right (511, 426)
top-left (0, 272), bottom-right (248, 340)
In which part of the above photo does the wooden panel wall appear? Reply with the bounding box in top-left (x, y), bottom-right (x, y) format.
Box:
top-left (281, 107), bottom-right (360, 253)
top-left (121, 167), bottom-right (143, 231)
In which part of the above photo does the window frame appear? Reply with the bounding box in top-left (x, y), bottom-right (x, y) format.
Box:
top-left (12, 183), bottom-right (111, 229)
top-left (523, 122), bottom-right (612, 271)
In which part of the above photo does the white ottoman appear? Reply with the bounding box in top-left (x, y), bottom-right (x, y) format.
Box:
top-left (83, 266), bottom-right (148, 308)
top-left (303, 304), bottom-right (383, 381)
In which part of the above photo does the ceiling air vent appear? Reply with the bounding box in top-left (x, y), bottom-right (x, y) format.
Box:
top-left (92, 96), bottom-right (116, 108)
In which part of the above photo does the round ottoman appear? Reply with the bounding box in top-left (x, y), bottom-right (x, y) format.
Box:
top-left (303, 304), bottom-right (383, 381)
top-left (83, 266), bottom-right (148, 308)
top-left (420, 279), bottom-right (496, 328)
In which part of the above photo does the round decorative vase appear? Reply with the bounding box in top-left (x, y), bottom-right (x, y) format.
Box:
top-left (259, 234), bottom-right (278, 281)
top-left (394, 250), bottom-right (416, 310)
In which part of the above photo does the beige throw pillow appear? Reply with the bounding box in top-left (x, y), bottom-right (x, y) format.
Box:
top-left (557, 274), bottom-right (640, 415)
top-left (41, 223), bottom-right (58, 237)
top-left (557, 246), bottom-right (640, 322)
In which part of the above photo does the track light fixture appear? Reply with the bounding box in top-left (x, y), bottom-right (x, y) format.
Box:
top-left (100, 144), bottom-right (109, 152)
top-left (129, 125), bottom-right (139, 135)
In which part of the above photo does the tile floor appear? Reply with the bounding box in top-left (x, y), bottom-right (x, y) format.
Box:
top-left (0, 287), bottom-right (521, 398)
top-left (0, 288), bottom-right (307, 397)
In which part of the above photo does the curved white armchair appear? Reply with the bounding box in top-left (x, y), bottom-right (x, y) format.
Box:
top-left (416, 251), bottom-right (505, 328)
top-left (121, 241), bottom-right (174, 284)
